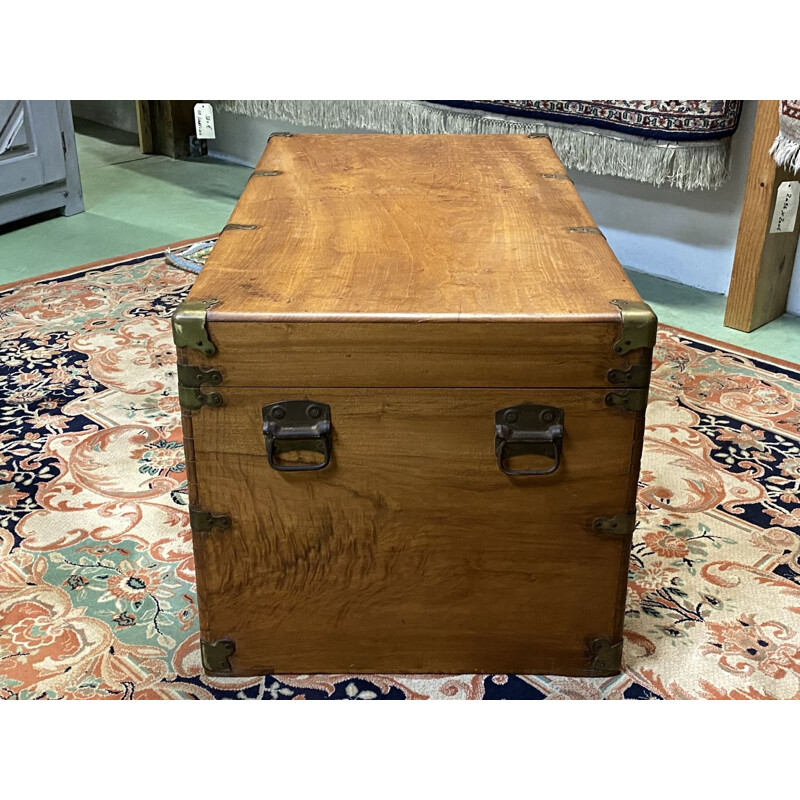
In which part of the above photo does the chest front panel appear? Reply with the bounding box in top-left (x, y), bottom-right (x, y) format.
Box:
top-left (187, 387), bottom-right (636, 675)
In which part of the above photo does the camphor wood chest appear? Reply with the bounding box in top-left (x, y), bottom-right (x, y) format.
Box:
top-left (172, 133), bottom-right (656, 677)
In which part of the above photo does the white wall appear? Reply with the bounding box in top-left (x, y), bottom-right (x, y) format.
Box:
top-left (208, 107), bottom-right (365, 166)
top-left (572, 105), bottom-right (800, 315)
top-left (572, 101), bottom-right (754, 296)
top-left (71, 100), bottom-right (139, 134)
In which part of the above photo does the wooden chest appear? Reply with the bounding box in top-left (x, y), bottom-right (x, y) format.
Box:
top-left (172, 134), bottom-right (655, 677)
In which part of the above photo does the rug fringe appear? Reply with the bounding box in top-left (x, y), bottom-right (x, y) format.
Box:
top-left (770, 132), bottom-right (800, 174)
top-left (215, 100), bottom-right (731, 191)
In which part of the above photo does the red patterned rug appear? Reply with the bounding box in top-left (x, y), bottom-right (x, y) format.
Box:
top-left (2, 243), bottom-right (800, 699)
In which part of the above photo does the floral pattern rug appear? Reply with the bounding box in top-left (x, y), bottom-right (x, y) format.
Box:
top-left (2, 245), bottom-right (800, 700)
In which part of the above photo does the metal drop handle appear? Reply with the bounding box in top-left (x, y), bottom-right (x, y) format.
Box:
top-left (262, 400), bottom-right (332, 472)
top-left (494, 404), bottom-right (564, 476)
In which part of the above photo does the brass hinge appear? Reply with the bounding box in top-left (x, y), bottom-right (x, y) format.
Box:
top-left (605, 389), bottom-right (649, 412)
top-left (177, 364), bottom-right (223, 410)
top-left (539, 172), bottom-right (572, 181)
top-left (172, 298), bottom-right (219, 357)
top-left (200, 638), bottom-right (236, 674)
top-left (607, 364), bottom-right (652, 388)
top-left (251, 169), bottom-right (282, 177)
top-left (527, 133), bottom-right (551, 140)
top-left (568, 226), bottom-right (603, 235)
top-left (610, 299), bottom-right (657, 355)
top-left (222, 223), bottom-right (259, 231)
top-left (587, 637), bottom-right (623, 675)
top-left (178, 385), bottom-right (222, 411)
top-left (593, 513), bottom-right (637, 537)
top-left (270, 131), bottom-right (294, 138)
top-left (189, 507), bottom-right (231, 535)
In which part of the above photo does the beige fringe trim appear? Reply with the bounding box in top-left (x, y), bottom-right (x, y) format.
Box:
top-left (215, 100), bottom-right (732, 191)
top-left (770, 132), bottom-right (800, 174)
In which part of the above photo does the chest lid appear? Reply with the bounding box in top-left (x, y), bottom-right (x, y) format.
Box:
top-left (178, 134), bottom-right (655, 388)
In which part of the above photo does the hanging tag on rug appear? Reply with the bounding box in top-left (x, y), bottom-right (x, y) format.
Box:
top-left (194, 103), bottom-right (216, 139)
top-left (770, 180), bottom-right (800, 233)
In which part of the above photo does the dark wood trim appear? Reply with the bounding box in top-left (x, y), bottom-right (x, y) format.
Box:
top-left (134, 101), bottom-right (198, 158)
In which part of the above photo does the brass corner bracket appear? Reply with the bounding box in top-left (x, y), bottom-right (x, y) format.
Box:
top-left (172, 298), bottom-right (220, 357)
top-left (610, 299), bottom-right (658, 355)
top-left (587, 636), bottom-right (623, 675)
top-left (200, 638), bottom-right (236, 674)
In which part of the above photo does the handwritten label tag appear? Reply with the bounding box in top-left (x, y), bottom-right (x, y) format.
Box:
top-left (770, 180), bottom-right (800, 234)
top-left (194, 103), bottom-right (216, 139)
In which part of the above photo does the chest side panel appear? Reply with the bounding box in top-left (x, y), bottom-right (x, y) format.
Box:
top-left (188, 387), bottom-right (640, 675)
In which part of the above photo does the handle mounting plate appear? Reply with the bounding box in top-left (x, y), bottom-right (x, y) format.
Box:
top-left (494, 403), bottom-right (564, 476)
top-left (262, 400), bottom-right (332, 472)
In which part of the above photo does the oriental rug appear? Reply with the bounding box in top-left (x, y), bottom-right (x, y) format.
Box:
top-left (2, 243), bottom-right (800, 700)
top-left (216, 100), bottom-right (742, 190)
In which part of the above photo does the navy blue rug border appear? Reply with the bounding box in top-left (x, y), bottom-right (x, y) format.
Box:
top-left (430, 101), bottom-right (742, 142)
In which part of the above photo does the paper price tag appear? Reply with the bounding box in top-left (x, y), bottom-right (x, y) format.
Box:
top-left (194, 103), bottom-right (216, 140)
top-left (770, 180), bottom-right (800, 234)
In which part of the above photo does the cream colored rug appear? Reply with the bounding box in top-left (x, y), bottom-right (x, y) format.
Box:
top-left (1, 243), bottom-right (799, 699)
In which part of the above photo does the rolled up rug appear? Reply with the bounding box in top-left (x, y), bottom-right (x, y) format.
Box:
top-left (164, 240), bottom-right (216, 274)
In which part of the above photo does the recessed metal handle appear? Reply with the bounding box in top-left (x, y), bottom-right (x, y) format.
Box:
top-left (494, 404), bottom-right (564, 476)
top-left (262, 400), bottom-right (332, 472)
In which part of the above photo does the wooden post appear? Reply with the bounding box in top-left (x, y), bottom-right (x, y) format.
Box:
top-left (724, 100), bottom-right (800, 332)
top-left (135, 101), bottom-right (153, 154)
top-left (134, 101), bottom-right (196, 158)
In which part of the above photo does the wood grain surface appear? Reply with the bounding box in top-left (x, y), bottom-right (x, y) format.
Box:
top-left (189, 134), bottom-right (641, 322)
top-left (190, 387), bottom-right (638, 674)
top-left (184, 319), bottom-right (651, 388)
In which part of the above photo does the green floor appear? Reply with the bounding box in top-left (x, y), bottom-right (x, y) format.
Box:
top-left (2, 120), bottom-right (799, 365)
top-left (628, 270), bottom-right (800, 364)
top-left (0, 120), bottom-right (250, 283)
